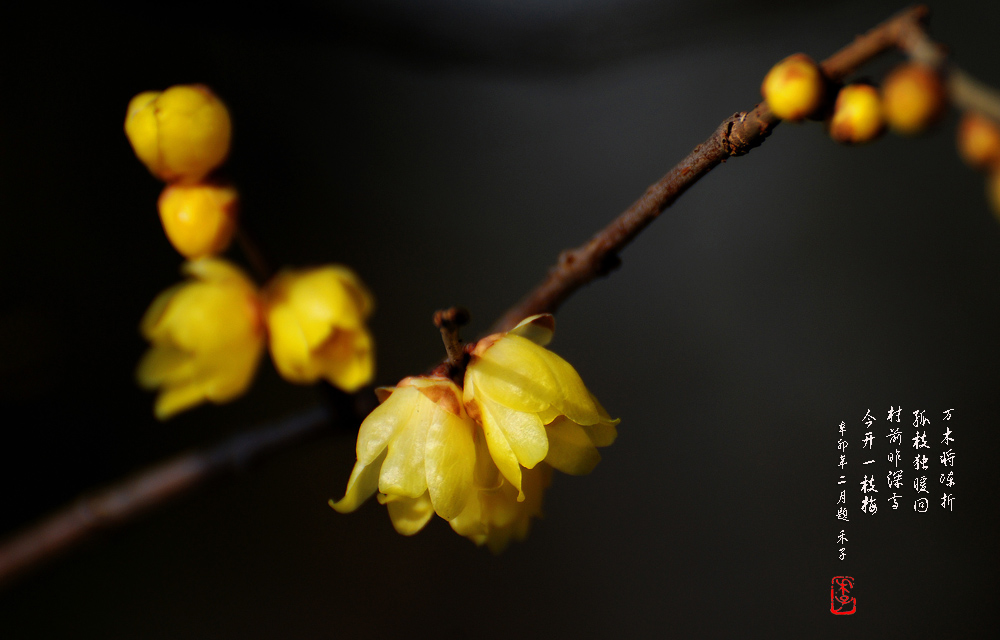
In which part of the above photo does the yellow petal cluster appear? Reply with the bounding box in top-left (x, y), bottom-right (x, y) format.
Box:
top-left (449, 462), bottom-right (552, 553)
top-left (464, 314), bottom-right (618, 500)
top-left (332, 314), bottom-right (615, 550)
top-left (124, 85), bottom-right (232, 183)
top-left (157, 182), bottom-right (239, 259)
top-left (136, 259), bottom-right (264, 420)
top-left (263, 266), bottom-right (375, 392)
top-left (331, 376), bottom-right (479, 533)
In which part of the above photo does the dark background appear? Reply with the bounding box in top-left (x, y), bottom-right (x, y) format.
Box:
top-left (1, 1), bottom-right (998, 637)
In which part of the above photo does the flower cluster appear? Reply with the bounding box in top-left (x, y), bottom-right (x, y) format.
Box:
top-left (126, 86), bottom-right (375, 418)
top-left (761, 54), bottom-right (1000, 217)
top-left (140, 263), bottom-right (375, 419)
top-left (332, 314), bottom-right (618, 552)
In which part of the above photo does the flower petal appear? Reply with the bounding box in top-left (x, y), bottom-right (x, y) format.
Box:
top-left (477, 400), bottom-right (524, 500)
top-left (424, 409), bottom-right (476, 521)
top-left (483, 396), bottom-right (549, 470)
top-left (508, 313), bottom-right (555, 346)
top-left (356, 387), bottom-right (417, 465)
top-left (544, 417), bottom-right (601, 475)
top-left (470, 335), bottom-right (559, 413)
top-left (382, 492), bottom-right (435, 536)
top-left (379, 394), bottom-right (432, 498)
top-left (329, 449), bottom-right (386, 514)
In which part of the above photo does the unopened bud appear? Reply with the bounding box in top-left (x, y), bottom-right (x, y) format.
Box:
top-left (761, 54), bottom-right (826, 121)
top-left (882, 64), bottom-right (947, 136)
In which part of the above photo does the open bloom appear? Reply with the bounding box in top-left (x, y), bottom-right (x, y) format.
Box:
top-left (464, 314), bottom-right (618, 500)
top-left (124, 84), bottom-right (232, 183)
top-left (136, 259), bottom-right (264, 419)
top-left (262, 265), bottom-right (375, 392)
top-left (330, 376), bottom-right (479, 534)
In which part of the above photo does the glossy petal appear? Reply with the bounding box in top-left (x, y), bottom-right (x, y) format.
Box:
top-left (379, 395), bottom-right (432, 498)
top-left (424, 409), bottom-right (476, 520)
top-left (477, 399), bottom-right (525, 500)
top-left (381, 492), bottom-right (435, 536)
top-left (330, 450), bottom-right (386, 514)
top-left (544, 417), bottom-right (601, 475)
top-left (355, 387), bottom-right (417, 465)
top-left (508, 313), bottom-right (555, 346)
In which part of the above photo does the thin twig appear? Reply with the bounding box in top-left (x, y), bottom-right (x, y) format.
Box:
top-left (433, 307), bottom-right (471, 376)
top-left (491, 4), bottom-right (930, 333)
top-left (1, 4), bottom-right (985, 589)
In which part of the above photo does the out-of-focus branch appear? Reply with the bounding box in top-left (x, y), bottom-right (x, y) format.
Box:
top-left (0, 407), bottom-right (333, 588)
top-left (5, 4), bottom-right (995, 590)
top-left (492, 4), bottom-right (930, 332)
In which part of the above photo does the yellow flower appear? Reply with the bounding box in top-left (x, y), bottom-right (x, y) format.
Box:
top-left (157, 182), bottom-right (239, 259)
top-left (330, 376), bottom-right (479, 535)
top-left (136, 258), bottom-right (264, 419)
top-left (463, 314), bottom-right (618, 500)
top-left (449, 462), bottom-right (552, 553)
top-left (124, 84), bottom-right (232, 183)
top-left (262, 265), bottom-right (375, 392)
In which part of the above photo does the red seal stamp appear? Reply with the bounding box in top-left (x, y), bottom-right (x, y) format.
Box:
top-left (830, 576), bottom-right (856, 615)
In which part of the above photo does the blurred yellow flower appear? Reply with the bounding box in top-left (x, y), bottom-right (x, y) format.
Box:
top-left (330, 376), bottom-right (479, 535)
top-left (464, 314), bottom-right (618, 500)
top-left (124, 84), bottom-right (232, 183)
top-left (136, 258), bottom-right (264, 420)
top-left (157, 182), bottom-right (239, 259)
top-left (449, 461), bottom-right (552, 553)
top-left (262, 265), bottom-right (374, 392)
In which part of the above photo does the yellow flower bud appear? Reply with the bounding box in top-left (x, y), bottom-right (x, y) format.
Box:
top-left (136, 259), bottom-right (264, 420)
top-left (761, 53), bottom-right (826, 121)
top-left (958, 111), bottom-right (1000, 171)
top-left (263, 265), bottom-right (375, 392)
top-left (828, 84), bottom-right (885, 145)
top-left (124, 84), bottom-right (232, 183)
top-left (331, 377), bottom-right (480, 535)
top-left (882, 63), bottom-right (947, 136)
top-left (463, 314), bottom-right (618, 501)
top-left (157, 182), bottom-right (239, 259)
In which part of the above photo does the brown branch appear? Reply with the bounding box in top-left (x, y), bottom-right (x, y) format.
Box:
top-left (0, 406), bottom-right (333, 588)
top-left (491, 5), bottom-right (930, 333)
top-left (0, 4), bottom-right (968, 589)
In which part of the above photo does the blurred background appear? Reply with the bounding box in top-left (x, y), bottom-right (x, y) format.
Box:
top-left (1, 1), bottom-right (998, 637)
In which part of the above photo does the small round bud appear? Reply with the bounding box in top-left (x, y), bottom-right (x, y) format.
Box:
top-left (829, 84), bottom-right (885, 145)
top-left (124, 84), bottom-right (232, 183)
top-left (881, 64), bottom-right (947, 136)
top-left (761, 54), bottom-right (826, 121)
top-left (158, 182), bottom-right (239, 259)
top-left (957, 112), bottom-right (1000, 171)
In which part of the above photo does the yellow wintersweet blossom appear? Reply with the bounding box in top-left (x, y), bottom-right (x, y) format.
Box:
top-left (158, 182), bottom-right (239, 259)
top-left (464, 314), bottom-right (618, 500)
top-left (262, 265), bottom-right (375, 392)
top-left (124, 84), bottom-right (232, 183)
top-left (450, 461), bottom-right (552, 553)
top-left (330, 376), bottom-right (479, 535)
top-left (137, 258), bottom-right (264, 420)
